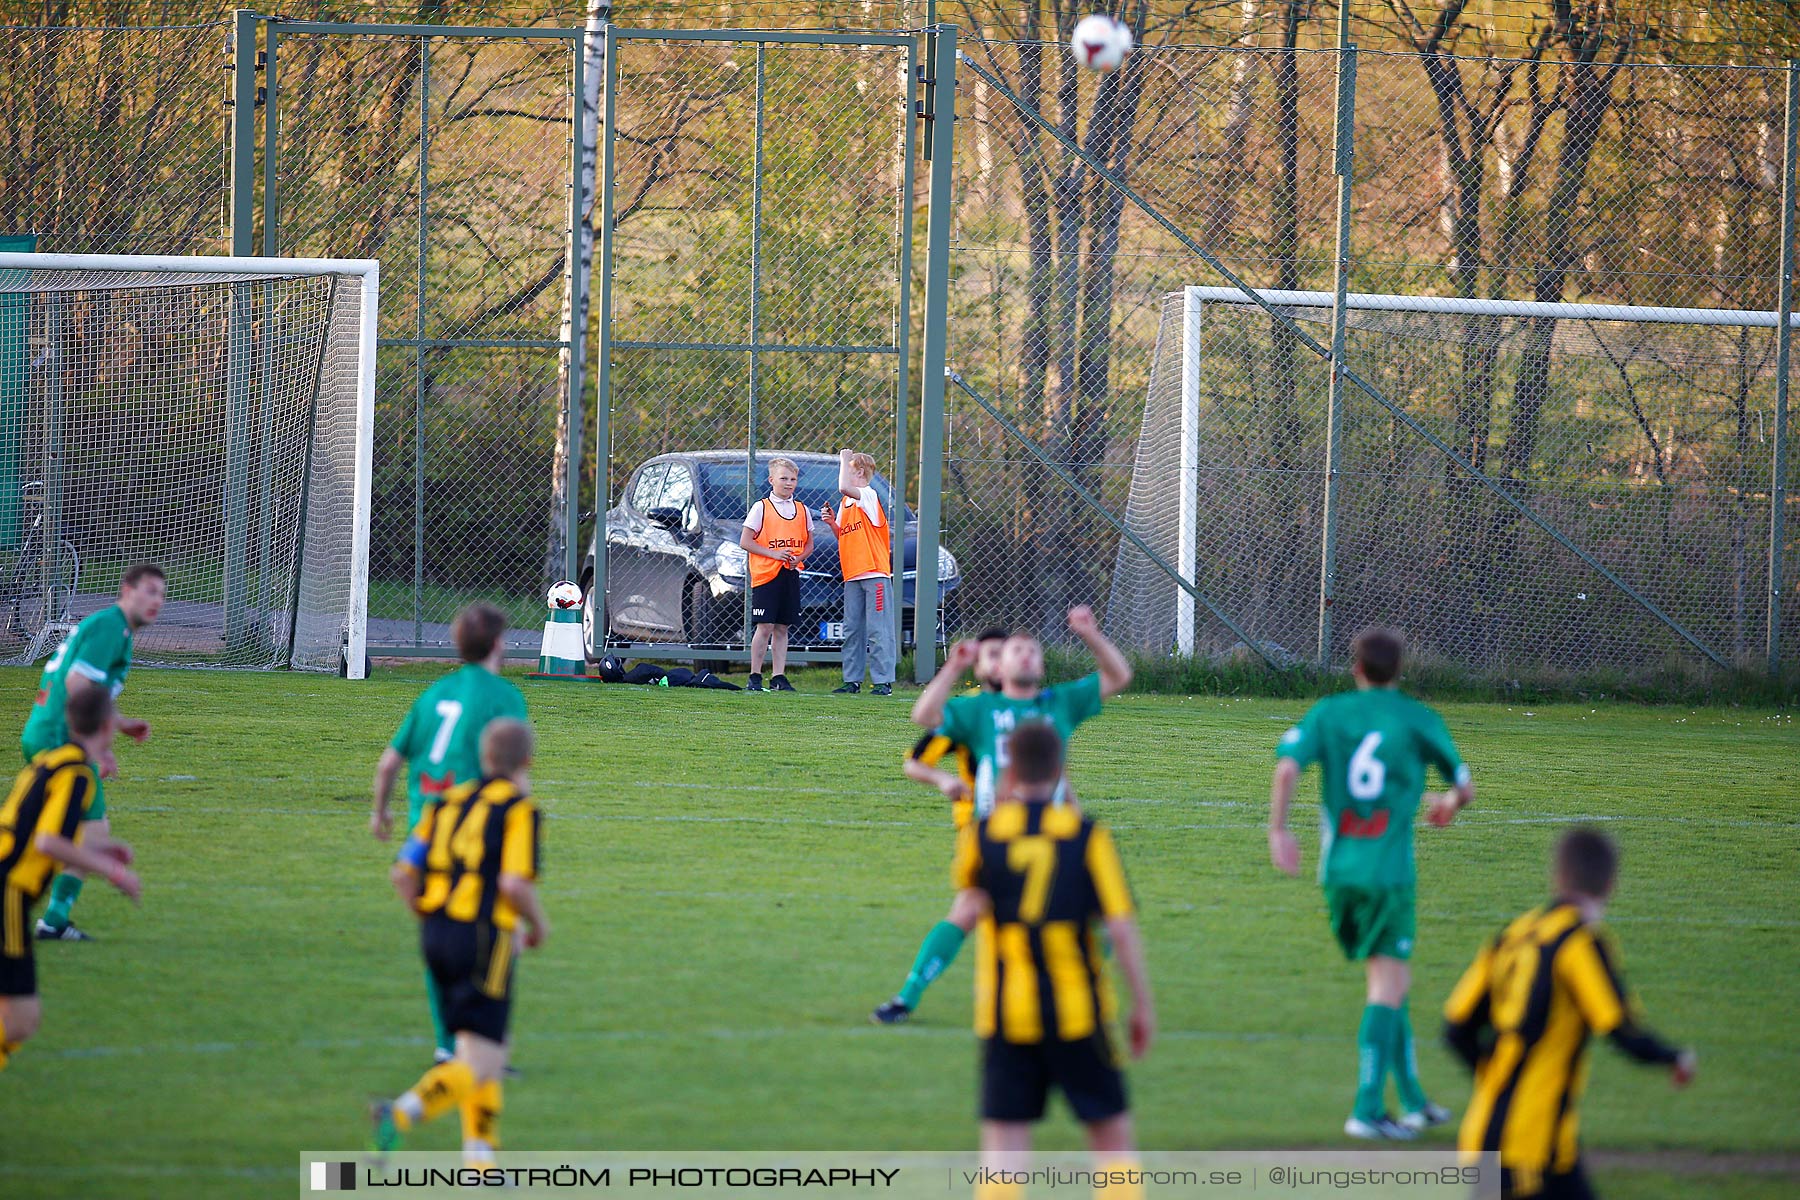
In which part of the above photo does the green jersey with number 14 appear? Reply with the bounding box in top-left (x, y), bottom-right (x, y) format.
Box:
top-left (389, 664), bottom-right (528, 820)
top-left (1275, 687), bottom-right (1467, 889)
top-left (937, 672), bottom-right (1103, 816)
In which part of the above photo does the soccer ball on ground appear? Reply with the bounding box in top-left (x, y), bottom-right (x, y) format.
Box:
top-left (1070, 13), bottom-right (1133, 73)
top-left (547, 580), bottom-right (583, 610)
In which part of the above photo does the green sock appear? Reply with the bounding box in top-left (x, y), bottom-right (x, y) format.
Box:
top-left (40, 874), bottom-right (83, 932)
top-left (1354, 1003), bottom-right (1398, 1122)
top-left (896, 921), bottom-right (965, 1010)
top-left (1392, 1000), bottom-right (1429, 1113)
top-left (425, 966), bottom-right (453, 1057)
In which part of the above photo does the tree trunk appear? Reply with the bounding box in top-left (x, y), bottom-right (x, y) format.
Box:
top-left (546, 0), bottom-right (607, 590)
top-left (1262, 0), bottom-right (1306, 633)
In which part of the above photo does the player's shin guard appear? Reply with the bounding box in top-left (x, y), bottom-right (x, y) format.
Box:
top-left (41, 874), bottom-right (82, 932)
top-left (1391, 1001), bottom-right (1429, 1113)
top-left (897, 921), bottom-right (966, 1009)
top-left (461, 1079), bottom-right (502, 1162)
top-left (1354, 1004), bottom-right (1398, 1122)
top-left (396, 1059), bottom-right (477, 1131)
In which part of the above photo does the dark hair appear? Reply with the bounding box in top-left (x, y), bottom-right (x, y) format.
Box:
top-left (975, 626), bottom-right (1009, 644)
top-left (121, 563), bottom-right (165, 590)
top-left (1555, 826), bottom-right (1619, 899)
top-left (65, 686), bottom-right (114, 738)
top-left (481, 718), bottom-right (535, 776)
top-left (453, 603), bottom-right (508, 663)
top-left (1351, 626), bottom-right (1404, 684)
top-left (1007, 720), bottom-right (1064, 788)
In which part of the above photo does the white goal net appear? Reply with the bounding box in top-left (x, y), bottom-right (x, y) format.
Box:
top-left (0, 253), bottom-right (374, 676)
top-left (1114, 287), bottom-right (1795, 677)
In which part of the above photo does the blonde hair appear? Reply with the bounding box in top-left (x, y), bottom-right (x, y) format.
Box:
top-left (848, 452), bottom-right (878, 475)
top-left (481, 718), bottom-right (535, 776)
top-left (768, 457), bottom-right (799, 478)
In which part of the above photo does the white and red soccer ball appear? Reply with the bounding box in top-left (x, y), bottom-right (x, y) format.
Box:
top-left (547, 580), bottom-right (583, 610)
top-left (1071, 13), bottom-right (1133, 74)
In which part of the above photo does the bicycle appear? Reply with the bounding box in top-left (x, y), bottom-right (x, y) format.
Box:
top-left (0, 481), bottom-right (82, 656)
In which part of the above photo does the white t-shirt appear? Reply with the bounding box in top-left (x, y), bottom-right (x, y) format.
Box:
top-left (742, 494), bottom-right (812, 535)
top-left (837, 484), bottom-right (886, 529)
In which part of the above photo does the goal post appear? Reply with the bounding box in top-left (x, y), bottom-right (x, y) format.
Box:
top-left (1118, 286), bottom-right (1796, 676)
top-left (0, 253), bottom-right (376, 677)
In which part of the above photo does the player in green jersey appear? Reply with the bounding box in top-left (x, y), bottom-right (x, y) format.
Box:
top-left (26, 563), bottom-right (165, 941)
top-left (371, 603), bottom-right (528, 1063)
top-left (1269, 626), bottom-right (1476, 1141)
top-left (873, 605), bottom-right (1132, 1024)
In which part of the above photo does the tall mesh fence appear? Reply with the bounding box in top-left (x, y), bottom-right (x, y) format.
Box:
top-left (272, 30), bottom-right (577, 649)
top-left (944, 30), bottom-right (1798, 682)
top-left (5, 8), bottom-right (1797, 681)
top-left (0, 268), bottom-right (365, 670)
top-left (0, 20), bottom-right (230, 256)
top-left (597, 32), bottom-right (915, 655)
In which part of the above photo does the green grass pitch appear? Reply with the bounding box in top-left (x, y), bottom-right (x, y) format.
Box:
top-left (0, 665), bottom-right (1793, 1199)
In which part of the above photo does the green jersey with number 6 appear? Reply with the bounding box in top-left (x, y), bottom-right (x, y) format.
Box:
top-left (937, 672), bottom-right (1103, 816)
top-left (1275, 688), bottom-right (1468, 889)
top-left (389, 664), bottom-right (528, 822)
top-left (21, 604), bottom-right (134, 757)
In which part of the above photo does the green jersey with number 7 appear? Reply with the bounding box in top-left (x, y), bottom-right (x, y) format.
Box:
top-left (388, 663), bottom-right (528, 824)
top-left (1275, 689), bottom-right (1468, 889)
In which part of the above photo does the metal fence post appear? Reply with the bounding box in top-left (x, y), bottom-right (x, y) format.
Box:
top-left (912, 23), bottom-right (956, 683)
top-left (1771, 62), bottom-right (1798, 676)
top-left (224, 9), bottom-right (259, 652)
top-left (890, 39), bottom-right (919, 659)
top-left (413, 36), bottom-right (430, 647)
top-left (562, 22), bottom-right (594, 584)
top-left (742, 43), bottom-right (767, 649)
top-left (1317, 10), bottom-right (1357, 668)
top-left (591, 23), bottom-right (620, 654)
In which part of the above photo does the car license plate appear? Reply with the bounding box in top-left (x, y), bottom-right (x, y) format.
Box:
top-left (820, 621), bottom-right (846, 642)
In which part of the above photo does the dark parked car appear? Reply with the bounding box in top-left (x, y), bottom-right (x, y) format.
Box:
top-left (581, 450), bottom-right (961, 661)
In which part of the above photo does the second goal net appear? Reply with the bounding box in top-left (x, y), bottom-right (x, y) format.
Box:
top-left (0, 253), bottom-right (374, 676)
top-left (1113, 287), bottom-right (1790, 675)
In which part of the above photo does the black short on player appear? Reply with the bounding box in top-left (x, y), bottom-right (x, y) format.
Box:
top-left (406, 775), bottom-right (541, 1043)
top-left (750, 567), bottom-right (801, 627)
top-left (953, 800), bottom-right (1137, 1123)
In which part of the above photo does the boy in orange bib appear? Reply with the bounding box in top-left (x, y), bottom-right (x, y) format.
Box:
top-left (739, 457), bottom-right (813, 692)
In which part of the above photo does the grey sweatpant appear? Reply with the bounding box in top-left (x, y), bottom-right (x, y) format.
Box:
top-left (841, 576), bottom-right (897, 685)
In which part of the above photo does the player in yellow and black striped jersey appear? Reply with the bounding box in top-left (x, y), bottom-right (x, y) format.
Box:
top-left (370, 718), bottom-right (547, 1167)
top-left (0, 689), bottom-right (142, 1073)
top-left (949, 720), bottom-right (1154, 1186)
top-left (1443, 828), bottom-right (1696, 1200)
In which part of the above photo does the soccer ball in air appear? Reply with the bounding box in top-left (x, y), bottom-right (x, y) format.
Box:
top-left (1070, 14), bottom-right (1132, 73)
top-left (547, 580), bottom-right (583, 610)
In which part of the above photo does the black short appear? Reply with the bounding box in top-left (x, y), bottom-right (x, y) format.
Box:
top-left (1501, 1163), bottom-right (1595, 1200)
top-left (980, 1032), bottom-right (1128, 1123)
top-left (421, 917), bottom-right (515, 1043)
top-left (0, 945), bottom-right (35, 999)
top-left (750, 569), bottom-right (801, 628)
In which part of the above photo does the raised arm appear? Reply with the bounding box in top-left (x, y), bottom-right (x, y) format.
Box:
top-left (838, 448), bottom-right (858, 495)
top-left (1066, 605), bottom-right (1132, 698)
top-left (912, 638), bottom-right (978, 728)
